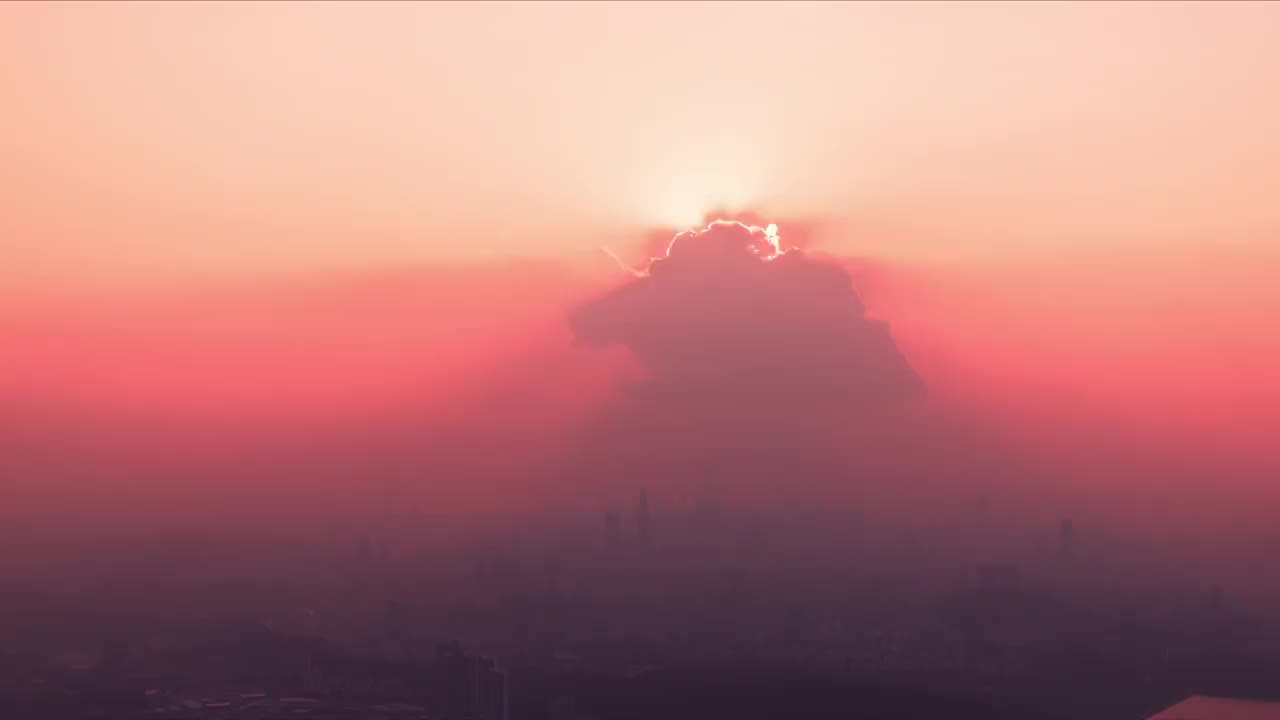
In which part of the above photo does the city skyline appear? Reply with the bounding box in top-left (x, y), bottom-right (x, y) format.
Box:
top-left (2, 2), bottom-right (1278, 719)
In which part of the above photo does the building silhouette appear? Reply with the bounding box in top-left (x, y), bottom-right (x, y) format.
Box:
top-left (474, 655), bottom-right (508, 720)
top-left (550, 695), bottom-right (577, 720)
top-left (695, 479), bottom-right (715, 519)
top-left (604, 510), bottom-right (621, 549)
top-left (435, 642), bottom-right (508, 720)
top-left (636, 490), bottom-right (650, 547)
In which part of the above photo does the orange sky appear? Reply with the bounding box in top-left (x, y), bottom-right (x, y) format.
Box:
top-left (3, 1), bottom-right (1278, 286)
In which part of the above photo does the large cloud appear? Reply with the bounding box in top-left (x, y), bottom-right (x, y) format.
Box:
top-left (572, 220), bottom-right (922, 410)
top-left (567, 220), bottom-right (924, 500)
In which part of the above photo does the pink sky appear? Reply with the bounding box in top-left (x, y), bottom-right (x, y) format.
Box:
top-left (2, 2), bottom-right (1278, 523)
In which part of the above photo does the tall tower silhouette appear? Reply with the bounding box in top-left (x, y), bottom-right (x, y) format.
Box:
top-left (695, 477), bottom-right (716, 519)
top-left (636, 489), bottom-right (650, 547)
top-left (604, 510), bottom-right (621, 549)
top-left (1059, 517), bottom-right (1074, 560)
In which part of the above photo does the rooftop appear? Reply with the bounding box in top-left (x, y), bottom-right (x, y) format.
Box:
top-left (1149, 696), bottom-right (1280, 720)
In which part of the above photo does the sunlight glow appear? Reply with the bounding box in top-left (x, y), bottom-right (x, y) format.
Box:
top-left (651, 168), bottom-right (758, 229)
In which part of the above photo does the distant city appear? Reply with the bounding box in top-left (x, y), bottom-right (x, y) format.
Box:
top-left (6, 1), bottom-right (1279, 719)
top-left (3, 488), bottom-right (1279, 720)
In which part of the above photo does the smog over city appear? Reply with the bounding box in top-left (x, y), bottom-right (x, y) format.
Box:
top-left (3, 3), bottom-right (1280, 720)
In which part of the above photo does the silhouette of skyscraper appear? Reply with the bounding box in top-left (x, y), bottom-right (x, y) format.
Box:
top-left (550, 695), bottom-right (577, 720)
top-left (747, 515), bottom-right (766, 553)
top-left (1059, 517), bottom-right (1074, 559)
top-left (435, 643), bottom-right (508, 720)
top-left (636, 489), bottom-right (650, 546)
top-left (604, 510), bottom-right (621, 548)
top-left (474, 655), bottom-right (509, 720)
top-left (695, 479), bottom-right (715, 519)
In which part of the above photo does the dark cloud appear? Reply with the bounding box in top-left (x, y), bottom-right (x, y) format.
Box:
top-left (568, 220), bottom-right (924, 500)
top-left (572, 220), bottom-right (922, 411)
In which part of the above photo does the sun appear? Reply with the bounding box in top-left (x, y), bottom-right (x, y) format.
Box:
top-left (651, 168), bottom-right (758, 229)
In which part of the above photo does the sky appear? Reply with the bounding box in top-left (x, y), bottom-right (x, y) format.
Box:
top-left (2, 2), bottom-right (1279, 532)
top-left (4, 1), bottom-right (1278, 281)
